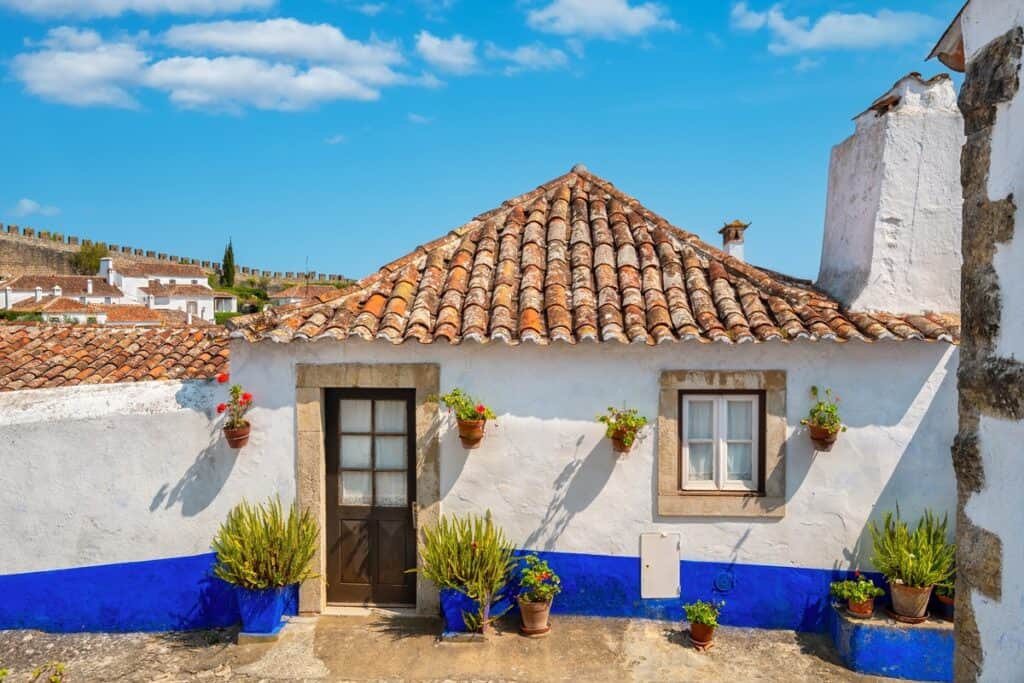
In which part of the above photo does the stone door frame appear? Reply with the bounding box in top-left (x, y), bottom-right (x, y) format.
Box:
top-left (295, 362), bottom-right (441, 616)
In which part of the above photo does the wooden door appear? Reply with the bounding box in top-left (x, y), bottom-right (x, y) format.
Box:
top-left (325, 389), bottom-right (417, 605)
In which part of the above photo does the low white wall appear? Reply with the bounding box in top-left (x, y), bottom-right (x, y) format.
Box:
top-left (232, 338), bottom-right (958, 572)
top-left (0, 380), bottom-right (295, 575)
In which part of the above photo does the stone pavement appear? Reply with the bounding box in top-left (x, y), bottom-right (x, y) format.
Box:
top-left (0, 614), bottom-right (895, 682)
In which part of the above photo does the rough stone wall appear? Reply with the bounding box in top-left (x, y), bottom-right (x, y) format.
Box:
top-left (0, 235), bottom-right (76, 277)
top-left (954, 25), bottom-right (1023, 683)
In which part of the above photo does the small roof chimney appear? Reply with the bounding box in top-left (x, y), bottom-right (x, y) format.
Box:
top-left (52, 285), bottom-right (62, 297)
top-left (3, 287), bottom-right (11, 310)
top-left (86, 279), bottom-right (94, 295)
top-left (34, 286), bottom-right (43, 302)
top-left (719, 220), bottom-right (750, 261)
top-left (100, 257), bottom-right (115, 285)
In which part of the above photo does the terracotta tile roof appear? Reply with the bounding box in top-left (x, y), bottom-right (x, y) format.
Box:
top-left (0, 275), bottom-right (122, 298)
top-left (139, 282), bottom-right (218, 297)
top-left (116, 262), bottom-right (208, 278)
top-left (271, 284), bottom-right (339, 300)
top-left (11, 296), bottom-right (102, 314)
top-left (229, 167), bottom-right (960, 346)
top-left (0, 324), bottom-right (229, 391)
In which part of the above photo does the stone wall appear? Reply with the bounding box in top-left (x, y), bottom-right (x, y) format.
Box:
top-left (954, 10), bottom-right (1024, 682)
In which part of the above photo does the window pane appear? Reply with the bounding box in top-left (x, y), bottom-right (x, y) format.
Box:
top-left (375, 436), bottom-right (407, 470)
top-left (340, 399), bottom-right (372, 432)
top-left (688, 442), bottom-right (714, 481)
top-left (375, 472), bottom-right (407, 507)
top-left (374, 400), bottom-right (406, 433)
top-left (341, 435), bottom-right (372, 468)
top-left (687, 401), bottom-right (714, 439)
top-left (727, 400), bottom-right (753, 440)
top-left (341, 471), bottom-right (372, 505)
top-left (727, 442), bottom-right (753, 481)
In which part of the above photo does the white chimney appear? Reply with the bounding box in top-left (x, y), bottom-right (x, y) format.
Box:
top-left (719, 220), bottom-right (750, 262)
top-left (147, 295), bottom-right (154, 309)
top-left (99, 257), bottom-right (115, 286)
top-left (3, 287), bottom-right (11, 310)
top-left (817, 73), bottom-right (963, 314)
top-left (186, 312), bottom-right (193, 325)
top-left (52, 285), bottom-right (62, 298)
top-left (34, 286), bottom-right (43, 303)
top-left (86, 279), bottom-right (94, 295)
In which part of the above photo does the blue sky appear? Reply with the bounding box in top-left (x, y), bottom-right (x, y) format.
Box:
top-left (0, 0), bottom-right (961, 281)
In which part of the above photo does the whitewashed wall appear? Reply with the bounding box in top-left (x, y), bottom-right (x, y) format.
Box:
top-left (232, 338), bottom-right (958, 571)
top-left (0, 380), bottom-right (295, 575)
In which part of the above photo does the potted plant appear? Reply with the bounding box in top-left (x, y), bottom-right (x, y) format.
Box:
top-left (683, 599), bottom-right (724, 650)
top-left (434, 388), bottom-right (496, 449)
top-left (211, 496), bottom-right (318, 636)
top-left (517, 554), bottom-right (561, 637)
top-left (830, 572), bottom-right (884, 618)
top-left (415, 512), bottom-right (516, 634)
top-left (597, 406), bottom-right (649, 454)
top-left (800, 385), bottom-right (846, 449)
top-left (934, 572), bottom-right (955, 622)
top-left (216, 373), bottom-right (254, 448)
top-left (869, 508), bottom-right (954, 621)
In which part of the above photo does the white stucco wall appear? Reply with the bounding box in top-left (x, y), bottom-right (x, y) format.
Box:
top-left (817, 75), bottom-right (963, 314)
top-left (231, 338), bottom-right (958, 572)
top-left (960, 2), bottom-right (1024, 679)
top-left (0, 380), bottom-right (295, 575)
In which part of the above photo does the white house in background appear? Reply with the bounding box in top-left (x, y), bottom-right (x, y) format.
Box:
top-left (270, 283), bottom-right (338, 306)
top-left (0, 275), bottom-right (124, 309)
top-left (9, 294), bottom-right (108, 324)
top-left (98, 258), bottom-right (236, 322)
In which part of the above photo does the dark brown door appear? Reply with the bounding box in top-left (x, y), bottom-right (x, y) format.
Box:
top-left (325, 389), bottom-right (417, 605)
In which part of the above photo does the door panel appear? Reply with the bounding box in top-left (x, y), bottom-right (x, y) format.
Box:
top-left (326, 389), bottom-right (417, 605)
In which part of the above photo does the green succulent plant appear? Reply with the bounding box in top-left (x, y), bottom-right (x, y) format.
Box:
top-left (868, 508), bottom-right (955, 589)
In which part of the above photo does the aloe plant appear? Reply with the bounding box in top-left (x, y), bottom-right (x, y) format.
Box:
top-left (212, 496), bottom-right (319, 590)
top-left (868, 509), bottom-right (955, 588)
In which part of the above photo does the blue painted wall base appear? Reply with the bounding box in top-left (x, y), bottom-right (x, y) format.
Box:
top-left (829, 605), bottom-right (953, 682)
top-left (0, 553), bottom-right (296, 633)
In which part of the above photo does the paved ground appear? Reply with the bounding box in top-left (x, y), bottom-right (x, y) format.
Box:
top-left (0, 614), bottom-right (895, 682)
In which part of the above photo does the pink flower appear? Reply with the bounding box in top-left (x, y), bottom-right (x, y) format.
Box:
top-left (216, 373), bottom-right (229, 384)
top-left (216, 403), bottom-right (227, 414)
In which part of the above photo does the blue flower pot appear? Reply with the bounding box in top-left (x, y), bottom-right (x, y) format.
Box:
top-left (235, 585), bottom-right (289, 635)
top-left (440, 588), bottom-right (480, 633)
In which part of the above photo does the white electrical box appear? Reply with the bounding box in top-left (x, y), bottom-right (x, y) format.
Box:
top-left (640, 532), bottom-right (680, 598)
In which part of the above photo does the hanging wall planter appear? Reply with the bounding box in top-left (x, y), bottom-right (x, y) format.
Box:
top-left (216, 373), bottom-right (255, 449)
top-left (801, 385), bottom-right (846, 451)
top-left (597, 406), bottom-right (649, 455)
top-left (433, 388), bottom-right (496, 450)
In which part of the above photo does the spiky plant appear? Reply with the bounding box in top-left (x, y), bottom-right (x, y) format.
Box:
top-left (212, 496), bottom-right (319, 590)
top-left (416, 512), bottom-right (516, 630)
top-left (868, 509), bottom-right (955, 588)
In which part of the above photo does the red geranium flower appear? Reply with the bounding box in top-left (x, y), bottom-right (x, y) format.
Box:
top-left (242, 392), bottom-right (253, 402)
top-left (854, 569), bottom-right (860, 578)
top-left (216, 403), bottom-right (227, 414)
top-left (476, 404), bottom-right (486, 414)
top-left (216, 373), bottom-right (229, 384)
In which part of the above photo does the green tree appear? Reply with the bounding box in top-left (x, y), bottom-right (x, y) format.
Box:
top-left (220, 239), bottom-right (236, 287)
top-left (69, 243), bottom-right (108, 275)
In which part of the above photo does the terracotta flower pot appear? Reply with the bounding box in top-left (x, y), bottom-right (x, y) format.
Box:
top-left (224, 423), bottom-right (251, 448)
top-left (689, 622), bottom-right (715, 647)
top-left (456, 418), bottom-right (486, 449)
top-left (889, 582), bottom-right (933, 619)
top-left (611, 430), bottom-right (635, 454)
top-left (518, 597), bottom-right (552, 636)
top-left (847, 597), bottom-right (875, 618)
top-left (934, 593), bottom-right (955, 622)
top-left (808, 424), bottom-right (838, 449)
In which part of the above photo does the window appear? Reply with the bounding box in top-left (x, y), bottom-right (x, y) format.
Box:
top-left (169, 279), bottom-right (177, 285)
top-left (191, 279), bottom-right (199, 285)
top-left (79, 297), bottom-right (86, 303)
top-left (104, 297), bottom-right (112, 304)
top-left (186, 301), bottom-right (198, 316)
top-left (680, 393), bottom-right (762, 492)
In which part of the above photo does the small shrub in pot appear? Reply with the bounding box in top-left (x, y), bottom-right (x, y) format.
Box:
top-left (597, 406), bottom-right (649, 454)
top-left (434, 389), bottom-right (496, 449)
top-left (830, 573), bottom-right (884, 618)
top-left (683, 599), bottom-right (724, 650)
top-left (869, 509), bottom-right (954, 619)
top-left (800, 385), bottom-right (846, 449)
top-left (516, 554), bottom-right (561, 636)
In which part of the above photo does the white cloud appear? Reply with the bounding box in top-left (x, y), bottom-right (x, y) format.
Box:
top-left (730, 2), bottom-right (941, 55)
top-left (324, 134), bottom-right (346, 144)
top-left (12, 27), bottom-right (147, 107)
top-left (12, 198), bottom-right (61, 217)
top-left (485, 42), bottom-right (568, 74)
top-left (794, 56), bottom-right (822, 72)
top-left (414, 30), bottom-right (477, 74)
top-left (0, 0), bottom-right (273, 18)
top-left (164, 18), bottom-right (402, 68)
top-left (354, 3), bottom-right (385, 16)
top-left (144, 56), bottom-right (378, 111)
top-left (527, 0), bottom-right (676, 39)
top-left (407, 112), bottom-right (431, 124)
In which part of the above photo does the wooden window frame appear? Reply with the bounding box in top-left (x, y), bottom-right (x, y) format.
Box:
top-left (679, 390), bottom-right (766, 494)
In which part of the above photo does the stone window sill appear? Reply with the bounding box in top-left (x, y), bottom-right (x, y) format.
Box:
top-left (657, 492), bottom-right (786, 518)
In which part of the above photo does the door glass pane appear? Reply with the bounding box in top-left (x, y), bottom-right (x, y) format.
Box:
top-left (340, 399), bottom-right (372, 432)
top-left (727, 443), bottom-right (753, 481)
top-left (341, 435), bottom-right (372, 468)
top-left (727, 400), bottom-right (753, 440)
top-left (375, 436), bottom-right (406, 470)
top-left (341, 471), bottom-right (372, 505)
top-left (687, 401), bottom-right (713, 439)
top-left (688, 442), bottom-right (714, 481)
top-left (375, 400), bottom-right (406, 433)
top-left (375, 472), bottom-right (407, 507)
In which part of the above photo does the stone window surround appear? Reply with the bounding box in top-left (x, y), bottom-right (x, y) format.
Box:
top-left (657, 370), bottom-right (786, 518)
top-left (295, 362), bottom-right (441, 616)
